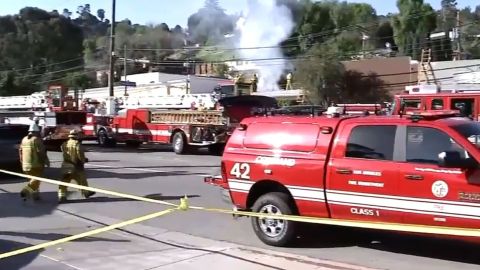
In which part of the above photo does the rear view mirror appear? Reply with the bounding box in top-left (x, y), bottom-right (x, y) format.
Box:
top-left (438, 151), bottom-right (476, 169)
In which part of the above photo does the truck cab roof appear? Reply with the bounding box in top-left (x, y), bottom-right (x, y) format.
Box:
top-left (239, 111), bottom-right (472, 130)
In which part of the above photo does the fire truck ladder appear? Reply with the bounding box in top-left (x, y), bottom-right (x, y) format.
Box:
top-left (150, 110), bottom-right (226, 125)
top-left (418, 48), bottom-right (437, 85)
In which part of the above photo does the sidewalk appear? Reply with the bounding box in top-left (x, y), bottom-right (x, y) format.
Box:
top-left (0, 198), bottom-right (379, 270)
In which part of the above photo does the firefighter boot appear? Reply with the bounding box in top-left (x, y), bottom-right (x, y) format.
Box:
top-left (20, 189), bottom-right (28, 201)
top-left (20, 186), bottom-right (40, 201)
top-left (31, 191), bottom-right (41, 201)
top-left (83, 191), bottom-right (96, 199)
top-left (58, 189), bottom-right (68, 204)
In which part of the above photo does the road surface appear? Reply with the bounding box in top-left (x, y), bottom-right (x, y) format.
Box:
top-left (1, 143), bottom-right (480, 270)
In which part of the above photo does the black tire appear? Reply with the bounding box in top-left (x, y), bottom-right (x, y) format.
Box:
top-left (208, 144), bottom-right (225, 156)
top-left (97, 129), bottom-right (109, 147)
top-left (251, 192), bottom-right (298, 247)
top-left (172, 132), bottom-right (189, 155)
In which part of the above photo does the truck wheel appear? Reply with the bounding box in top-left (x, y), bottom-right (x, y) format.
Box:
top-left (172, 132), bottom-right (189, 155)
top-left (251, 192), bottom-right (297, 247)
top-left (208, 144), bottom-right (224, 156)
top-left (98, 129), bottom-right (116, 147)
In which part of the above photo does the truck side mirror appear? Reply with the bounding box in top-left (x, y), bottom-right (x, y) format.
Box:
top-left (438, 151), bottom-right (476, 169)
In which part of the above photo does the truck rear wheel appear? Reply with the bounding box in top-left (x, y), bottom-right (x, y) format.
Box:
top-left (172, 132), bottom-right (189, 155)
top-left (251, 192), bottom-right (297, 247)
top-left (98, 129), bottom-right (115, 147)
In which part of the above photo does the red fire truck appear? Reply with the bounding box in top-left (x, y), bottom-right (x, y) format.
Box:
top-left (82, 95), bottom-right (279, 155)
top-left (391, 84), bottom-right (480, 120)
top-left (0, 84), bottom-right (86, 147)
top-left (205, 109), bottom-right (480, 246)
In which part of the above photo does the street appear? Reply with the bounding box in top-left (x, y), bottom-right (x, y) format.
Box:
top-left (1, 143), bottom-right (480, 270)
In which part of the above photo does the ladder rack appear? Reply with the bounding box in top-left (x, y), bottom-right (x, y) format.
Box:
top-left (150, 110), bottom-right (226, 125)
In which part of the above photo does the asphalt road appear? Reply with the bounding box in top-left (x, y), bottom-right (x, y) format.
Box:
top-left (2, 143), bottom-right (480, 270)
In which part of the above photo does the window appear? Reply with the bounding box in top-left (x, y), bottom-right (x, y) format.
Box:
top-left (346, 125), bottom-right (396, 160)
top-left (406, 127), bottom-right (469, 165)
top-left (431, 99), bottom-right (444, 110)
top-left (451, 98), bottom-right (474, 117)
top-left (402, 99), bottom-right (422, 109)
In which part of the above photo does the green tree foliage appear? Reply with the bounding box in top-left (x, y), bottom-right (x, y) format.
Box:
top-left (392, 0), bottom-right (437, 60)
top-left (0, 7), bottom-right (84, 95)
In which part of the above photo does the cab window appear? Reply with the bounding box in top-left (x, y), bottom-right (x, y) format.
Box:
top-left (431, 99), bottom-right (444, 110)
top-left (406, 126), bottom-right (469, 165)
top-left (345, 125), bottom-right (396, 161)
top-left (402, 99), bottom-right (422, 109)
top-left (451, 98), bottom-right (474, 118)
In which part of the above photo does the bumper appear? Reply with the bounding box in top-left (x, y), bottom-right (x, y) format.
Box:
top-left (204, 175), bottom-right (232, 204)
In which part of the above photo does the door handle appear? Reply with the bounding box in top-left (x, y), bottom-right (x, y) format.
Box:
top-left (336, 168), bottom-right (352, 175)
top-left (405, 174), bottom-right (424, 180)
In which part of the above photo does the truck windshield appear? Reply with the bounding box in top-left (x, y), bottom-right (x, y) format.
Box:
top-left (451, 122), bottom-right (480, 147)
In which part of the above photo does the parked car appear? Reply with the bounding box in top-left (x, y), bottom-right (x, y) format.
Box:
top-left (0, 124), bottom-right (29, 172)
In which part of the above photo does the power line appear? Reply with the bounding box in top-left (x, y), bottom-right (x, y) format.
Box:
top-left (0, 56), bottom-right (84, 73)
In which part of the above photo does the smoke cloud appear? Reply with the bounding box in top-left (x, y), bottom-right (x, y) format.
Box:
top-left (235, 0), bottom-right (295, 91)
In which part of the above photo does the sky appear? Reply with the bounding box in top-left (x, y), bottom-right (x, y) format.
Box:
top-left (0, 0), bottom-right (478, 28)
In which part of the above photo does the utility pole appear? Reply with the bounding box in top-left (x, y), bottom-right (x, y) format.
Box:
top-left (108, 0), bottom-right (116, 97)
top-left (455, 10), bottom-right (462, 60)
top-left (123, 44), bottom-right (127, 96)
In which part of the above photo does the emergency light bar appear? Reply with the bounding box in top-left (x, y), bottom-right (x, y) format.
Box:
top-left (406, 110), bottom-right (460, 122)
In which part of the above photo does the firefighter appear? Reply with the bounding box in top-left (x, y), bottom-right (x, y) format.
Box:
top-left (58, 129), bottom-right (95, 203)
top-left (286, 72), bottom-right (293, 90)
top-left (250, 73), bottom-right (258, 93)
top-left (19, 124), bottom-right (50, 201)
top-left (233, 73), bottom-right (242, 95)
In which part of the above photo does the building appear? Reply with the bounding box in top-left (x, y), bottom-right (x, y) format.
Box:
top-left (342, 56), bottom-right (418, 95)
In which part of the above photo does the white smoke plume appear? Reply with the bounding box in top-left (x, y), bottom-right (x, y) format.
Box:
top-left (235, 0), bottom-right (295, 91)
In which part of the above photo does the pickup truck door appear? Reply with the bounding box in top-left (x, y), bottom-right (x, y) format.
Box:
top-left (326, 123), bottom-right (402, 223)
top-left (395, 125), bottom-right (480, 228)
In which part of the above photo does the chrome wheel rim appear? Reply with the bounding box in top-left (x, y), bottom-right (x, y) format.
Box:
top-left (258, 204), bottom-right (284, 237)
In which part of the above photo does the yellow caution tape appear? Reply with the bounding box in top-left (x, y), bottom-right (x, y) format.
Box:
top-left (189, 206), bottom-right (480, 238)
top-left (0, 169), bottom-right (177, 207)
top-left (3, 168), bottom-right (480, 260)
top-left (0, 208), bottom-right (177, 260)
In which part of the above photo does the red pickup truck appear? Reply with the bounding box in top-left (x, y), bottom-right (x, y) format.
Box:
top-left (205, 109), bottom-right (480, 246)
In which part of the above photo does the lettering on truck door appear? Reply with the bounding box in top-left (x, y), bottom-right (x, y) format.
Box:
top-left (326, 123), bottom-right (402, 222)
top-left (395, 125), bottom-right (480, 228)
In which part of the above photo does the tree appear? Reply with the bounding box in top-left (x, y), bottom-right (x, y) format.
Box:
top-left (62, 8), bottom-right (72, 18)
top-left (295, 43), bottom-right (345, 105)
top-left (440, 0), bottom-right (457, 31)
top-left (0, 7), bottom-right (84, 94)
top-left (97, 9), bottom-right (105, 21)
top-left (392, 0), bottom-right (437, 59)
top-left (375, 21), bottom-right (397, 49)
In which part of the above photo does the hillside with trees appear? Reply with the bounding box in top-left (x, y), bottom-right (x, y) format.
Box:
top-left (0, 0), bottom-right (478, 103)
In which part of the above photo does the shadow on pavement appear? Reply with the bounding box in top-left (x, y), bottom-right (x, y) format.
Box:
top-left (0, 239), bottom-right (42, 270)
top-left (86, 168), bottom-right (207, 179)
top-left (295, 223), bottom-right (480, 265)
top-left (84, 144), bottom-right (215, 156)
top-left (0, 231), bottom-right (129, 243)
top-left (63, 193), bottom-right (200, 204)
top-left (0, 191), bottom-right (58, 219)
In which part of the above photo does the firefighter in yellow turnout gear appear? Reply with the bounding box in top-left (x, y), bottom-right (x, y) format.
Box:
top-left (58, 130), bottom-right (95, 203)
top-left (19, 125), bottom-right (50, 201)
